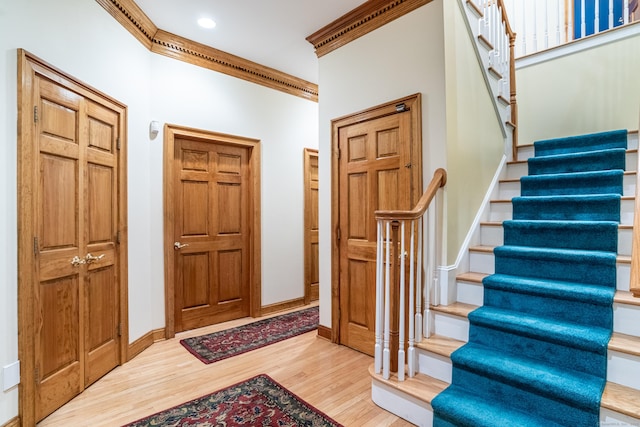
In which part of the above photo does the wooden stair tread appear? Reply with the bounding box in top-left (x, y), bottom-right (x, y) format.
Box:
top-left (609, 332), bottom-right (640, 357)
top-left (456, 272), bottom-right (487, 283)
top-left (416, 334), bottom-right (465, 357)
top-left (469, 245), bottom-right (494, 253)
top-left (431, 302), bottom-right (477, 318)
top-left (368, 364), bottom-right (447, 404)
top-left (615, 290), bottom-right (640, 306)
top-left (602, 382), bottom-right (640, 419)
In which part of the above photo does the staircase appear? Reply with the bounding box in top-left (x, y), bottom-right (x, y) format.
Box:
top-left (370, 130), bottom-right (640, 426)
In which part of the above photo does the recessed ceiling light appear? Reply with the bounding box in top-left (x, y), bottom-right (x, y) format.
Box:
top-left (198, 17), bottom-right (216, 29)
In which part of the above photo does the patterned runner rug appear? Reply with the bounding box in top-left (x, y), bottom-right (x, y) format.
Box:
top-left (122, 374), bottom-right (342, 427)
top-left (180, 306), bottom-right (319, 364)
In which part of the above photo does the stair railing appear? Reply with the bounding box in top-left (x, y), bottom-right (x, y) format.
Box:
top-left (503, 0), bottom-right (637, 58)
top-left (374, 168), bottom-right (447, 381)
top-left (465, 0), bottom-right (519, 160)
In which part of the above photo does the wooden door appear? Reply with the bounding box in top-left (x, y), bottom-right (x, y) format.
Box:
top-left (173, 138), bottom-right (251, 332)
top-left (22, 56), bottom-right (125, 423)
top-left (333, 96), bottom-right (421, 356)
top-left (304, 148), bottom-right (319, 304)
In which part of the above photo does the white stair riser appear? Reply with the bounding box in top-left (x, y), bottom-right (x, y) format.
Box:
top-left (499, 173), bottom-right (636, 199)
top-left (488, 199), bottom-right (634, 225)
top-left (608, 351), bottom-right (640, 391)
top-left (601, 409), bottom-right (640, 427)
top-left (457, 280), bottom-right (484, 306)
top-left (433, 312), bottom-right (469, 343)
top-left (614, 303), bottom-right (640, 337)
top-left (468, 251), bottom-right (630, 292)
top-left (479, 225), bottom-right (632, 256)
top-left (371, 380), bottom-right (433, 427)
top-left (418, 351), bottom-right (452, 383)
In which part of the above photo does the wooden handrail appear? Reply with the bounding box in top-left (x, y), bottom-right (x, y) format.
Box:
top-left (500, 0), bottom-right (519, 160)
top-left (375, 168), bottom-right (447, 221)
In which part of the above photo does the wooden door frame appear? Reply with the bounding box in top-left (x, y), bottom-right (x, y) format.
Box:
top-left (17, 49), bottom-right (129, 427)
top-left (163, 124), bottom-right (262, 338)
top-left (330, 93), bottom-right (422, 344)
top-left (303, 148), bottom-right (319, 304)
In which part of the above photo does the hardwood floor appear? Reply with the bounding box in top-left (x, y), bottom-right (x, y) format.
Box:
top-left (37, 305), bottom-right (414, 426)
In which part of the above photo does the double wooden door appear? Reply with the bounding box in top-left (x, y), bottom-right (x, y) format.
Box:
top-left (172, 136), bottom-right (251, 332)
top-left (334, 96), bottom-right (421, 356)
top-left (19, 52), bottom-right (126, 423)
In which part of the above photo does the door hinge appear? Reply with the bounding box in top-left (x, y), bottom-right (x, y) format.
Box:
top-left (337, 227), bottom-right (341, 241)
top-left (33, 237), bottom-right (39, 256)
top-left (117, 323), bottom-right (122, 337)
top-left (337, 148), bottom-right (341, 159)
top-left (116, 137), bottom-right (121, 150)
top-left (33, 106), bottom-right (39, 123)
top-left (395, 102), bottom-right (409, 113)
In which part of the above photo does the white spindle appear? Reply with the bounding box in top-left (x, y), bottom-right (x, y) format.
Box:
top-left (398, 221), bottom-right (406, 382)
top-left (415, 218), bottom-right (423, 343)
top-left (533, 1), bottom-right (538, 50)
top-left (544, 0), bottom-right (549, 48)
top-left (609, 0), bottom-right (615, 29)
top-left (408, 220), bottom-right (416, 378)
top-left (581, 0), bottom-right (587, 38)
top-left (568, 0), bottom-right (574, 43)
top-left (424, 210), bottom-right (432, 338)
top-left (595, 0), bottom-right (600, 33)
top-left (383, 221), bottom-right (391, 380)
top-left (624, 0), bottom-right (630, 24)
top-left (556, 0), bottom-right (562, 45)
top-left (374, 220), bottom-right (383, 374)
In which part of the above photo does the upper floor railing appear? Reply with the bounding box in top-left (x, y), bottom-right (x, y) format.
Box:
top-left (503, 0), bottom-right (639, 57)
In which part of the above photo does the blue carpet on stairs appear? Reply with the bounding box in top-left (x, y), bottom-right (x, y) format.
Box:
top-left (431, 129), bottom-right (628, 427)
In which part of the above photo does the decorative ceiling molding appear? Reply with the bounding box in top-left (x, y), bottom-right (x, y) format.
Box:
top-left (94, 0), bottom-right (319, 102)
top-left (306, 0), bottom-right (433, 58)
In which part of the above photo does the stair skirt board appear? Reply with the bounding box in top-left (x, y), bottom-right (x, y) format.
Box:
top-left (431, 129), bottom-right (628, 427)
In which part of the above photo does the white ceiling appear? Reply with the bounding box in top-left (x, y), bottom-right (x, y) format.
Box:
top-left (135, 0), bottom-right (368, 84)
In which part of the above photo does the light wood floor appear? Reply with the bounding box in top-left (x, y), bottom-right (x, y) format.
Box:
top-left (37, 305), bottom-right (414, 427)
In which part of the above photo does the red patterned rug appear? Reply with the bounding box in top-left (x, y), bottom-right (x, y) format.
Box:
top-left (122, 374), bottom-right (342, 427)
top-left (180, 306), bottom-right (319, 364)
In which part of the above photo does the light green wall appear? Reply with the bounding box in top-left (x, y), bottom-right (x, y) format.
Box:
top-left (517, 32), bottom-right (640, 145)
top-left (442, 1), bottom-right (505, 265)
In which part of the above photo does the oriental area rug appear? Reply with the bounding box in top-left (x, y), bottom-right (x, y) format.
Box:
top-left (180, 306), bottom-right (319, 364)
top-left (122, 374), bottom-right (342, 427)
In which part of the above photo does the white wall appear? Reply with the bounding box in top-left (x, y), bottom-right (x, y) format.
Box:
top-left (0, 0), bottom-right (317, 423)
top-left (516, 30), bottom-right (640, 145)
top-left (317, 0), bottom-right (448, 327)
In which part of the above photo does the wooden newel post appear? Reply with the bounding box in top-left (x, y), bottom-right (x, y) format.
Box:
top-left (389, 220), bottom-right (400, 373)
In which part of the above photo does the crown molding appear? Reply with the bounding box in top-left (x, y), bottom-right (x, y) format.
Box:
top-left (306, 0), bottom-right (433, 58)
top-left (95, 0), bottom-right (319, 102)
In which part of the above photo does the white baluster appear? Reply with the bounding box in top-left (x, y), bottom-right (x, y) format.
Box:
top-left (408, 220), bottom-right (416, 377)
top-left (556, 0), bottom-right (562, 45)
top-left (398, 221), bottom-right (406, 382)
top-left (533, 1), bottom-right (538, 51)
top-left (595, 0), bottom-right (600, 33)
top-left (543, 0), bottom-right (549, 49)
top-left (374, 220), bottom-right (383, 374)
top-left (581, 0), bottom-right (587, 38)
top-left (383, 221), bottom-right (391, 380)
top-left (609, 0), bottom-right (615, 29)
top-left (624, 0), bottom-right (630, 25)
top-left (415, 217), bottom-right (423, 343)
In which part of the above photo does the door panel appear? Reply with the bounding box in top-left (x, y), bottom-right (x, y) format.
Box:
top-left (338, 112), bottom-right (413, 356)
top-left (174, 139), bottom-right (250, 332)
top-left (33, 74), bottom-right (121, 421)
top-left (304, 149), bottom-right (319, 303)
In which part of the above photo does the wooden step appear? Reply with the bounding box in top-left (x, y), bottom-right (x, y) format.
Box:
top-left (456, 271), bottom-right (487, 284)
top-left (602, 382), bottom-right (640, 419)
top-left (416, 334), bottom-right (465, 358)
top-left (368, 364), bottom-right (447, 405)
top-left (431, 302), bottom-right (477, 318)
top-left (609, 332), bottom-right (640, 357)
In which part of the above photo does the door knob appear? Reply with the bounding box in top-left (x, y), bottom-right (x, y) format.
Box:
top-left (174, 242), bottom-right (189, 250)
top-left (85, 253), bottom-right (105, 264)
top-left (70, 256), bottom-right (86, 267)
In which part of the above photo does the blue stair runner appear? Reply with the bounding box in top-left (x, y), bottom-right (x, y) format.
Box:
top-left (431, 129), bottom-right (628, 426)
